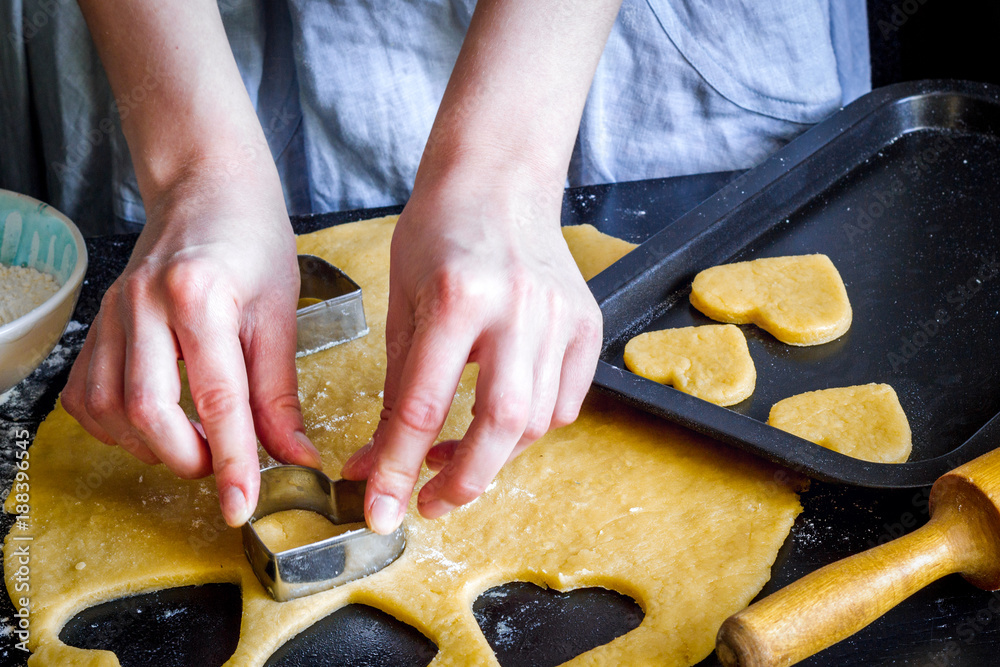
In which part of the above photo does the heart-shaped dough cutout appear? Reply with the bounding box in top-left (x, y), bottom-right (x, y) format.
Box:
top-left (690, 254), bottom-right (852, 346)
top-left (624, 324), bottom-right (756, 406)
top-left (768, 383), bottom-right (912, 463)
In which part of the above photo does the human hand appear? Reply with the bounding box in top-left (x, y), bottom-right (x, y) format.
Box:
top-left (63, 160), bottom-right (321, 527)
top-left (341, 168), bottom-right (602, 534)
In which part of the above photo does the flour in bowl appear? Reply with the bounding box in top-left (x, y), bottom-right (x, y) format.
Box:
top-left (0, 264), bottom-right (60, 326)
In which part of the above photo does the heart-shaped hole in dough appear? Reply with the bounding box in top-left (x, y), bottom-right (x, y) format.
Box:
top-left (59, 583), bottom-right (241, 667)
top-left (264, 603), bottom-right (438, 666)
top-left (473, 582), bottom-right (644, 666)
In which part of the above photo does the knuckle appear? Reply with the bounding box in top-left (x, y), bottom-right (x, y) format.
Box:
top-left (521, 416), bottom-right (551, 442)
top-left (553, 402), bottom-right (583, 428)
top-left (421, 267), bottom-right (473, 318)
top-left (163, 259), bottom-right (216, 316)
top-left (444, 476), bottom-right (490, 506)
top-left (577, 307), bottom-right (604, 347)
top-left (99, 282), bottom-right (123, 310)
top-left (546, 290), bottom-right (564, 322)
top-left (193, 385), bottom-right (244, 423)
top-left (120, 274), bottom-right (151, 307)
top-left (84, 385), bottom-right (117, 420)
top-left (212, 453), bottom-right (255, 483)
top-left (508, 269), bottom-right (533, 303)
top-left (394, 395), bottom-right (449, 434)
top-left (172, 460), bottom-right (208, 480)
top-left (124, 392), bottom-right (163, 434)
top-left (483, 394), bottom-right (531, 433)
top-left (250, 388), bottom-right (301, 417)
top-left (372, 460), bottom-right (418, 496)
top-left (62, 386), bottom-right (83, 418)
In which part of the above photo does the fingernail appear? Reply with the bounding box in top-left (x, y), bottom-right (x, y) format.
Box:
top-left (293, 431), bottom-right (323, 468)
top-left (419, 498), bottom-right (456, 520)
top-left (344, 440), bottom-right (374, 469)
top-left (369, 494), bottom-right (401, 535)
top-left (221, 486), bottom-right (250, 527)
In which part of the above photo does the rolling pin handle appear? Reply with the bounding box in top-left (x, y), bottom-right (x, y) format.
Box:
top-left (716, 516), bottom-right (961, 667)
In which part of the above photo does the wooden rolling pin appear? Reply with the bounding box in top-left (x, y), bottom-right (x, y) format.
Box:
top-left (716, 447), bottom-right (1000, 667)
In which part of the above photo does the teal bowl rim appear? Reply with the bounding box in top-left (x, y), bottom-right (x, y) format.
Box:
top-left (0, 189), bottom-right (89, 337)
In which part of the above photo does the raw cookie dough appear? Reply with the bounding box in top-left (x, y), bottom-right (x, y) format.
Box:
top-left (768, 384), bottom-right (912, 463)
top-left (561, 224), bottom-right (637, 280)
top-left (296, 297), bottom-right (323, 309)
top-left (623, 325), bottom-right (756, 406)
top-left (252, 510), bottom-right (364, 553)
top-left (5, 219), bottom-right (802, 667)
top-left (690, 254), bottom-right (852, 346)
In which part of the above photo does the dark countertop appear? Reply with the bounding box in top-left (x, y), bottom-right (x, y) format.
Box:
top-left (1, 170), bottom-right (998, 666)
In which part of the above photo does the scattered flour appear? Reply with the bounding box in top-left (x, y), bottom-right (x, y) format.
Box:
top-left (414, 545), bottom-right (467, 575)
top-left (161, 607), bottom-right (187, 620)
top-left (0, 264), bottom-right (60, 326)
top-left (492, 618), bottom-right (516, 648)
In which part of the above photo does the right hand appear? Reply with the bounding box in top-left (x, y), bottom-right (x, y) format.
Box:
top-left (341, 165), bottom-right (603, 534)
top-left (62, 158), bottom-right (322, 527)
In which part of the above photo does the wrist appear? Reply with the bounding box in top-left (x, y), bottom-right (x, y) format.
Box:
top-left (136, 126), bottom-right (278, 206)
top-left (132, 147), bottom-right (291, 263)
top-left (418, 138), bottom-right (565, 192)
top-left (410, 150), bottom-right (566, 233)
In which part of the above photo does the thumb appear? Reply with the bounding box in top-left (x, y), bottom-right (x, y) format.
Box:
top-left (244, 304), bottom-right (322, 469)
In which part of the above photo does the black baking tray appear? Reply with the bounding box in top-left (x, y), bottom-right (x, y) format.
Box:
top-left (591, 79), bottom-right (1000, 489)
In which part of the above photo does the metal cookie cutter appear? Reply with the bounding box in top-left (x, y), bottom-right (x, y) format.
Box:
top-left (296, 254), bottom-right (369, 357)
top-left (242, 465), bottom-right (406, 602)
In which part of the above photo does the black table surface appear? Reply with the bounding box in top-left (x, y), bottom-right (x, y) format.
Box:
top-left (2, 170), bottom-right (999, 666)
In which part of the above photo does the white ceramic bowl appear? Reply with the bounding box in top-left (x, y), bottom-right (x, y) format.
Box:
top-left (0, 190), bottom-right (87, 395)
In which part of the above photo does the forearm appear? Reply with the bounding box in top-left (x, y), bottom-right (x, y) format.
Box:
top-left (70, 2), bottom-right (310, 528)
top-left (77, 0), bottom-right (270, 202)
top-left (419, 0), bottom-right (623, 194)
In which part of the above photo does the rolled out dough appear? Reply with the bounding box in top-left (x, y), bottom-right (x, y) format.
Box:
top-left (690, 254), bottom-right (852, 346)
top-left (5, 218), bottom-right (802, 666)
top-left (623, 325), bottom-right (756, 406)
top-left (768, 383), bottom-right (912, 464)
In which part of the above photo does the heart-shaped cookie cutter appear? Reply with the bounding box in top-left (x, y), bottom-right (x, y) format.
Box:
top-left (296, 254), bottom-right (369, 357)
top-left (242, 465), bottom-right (406, 601)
